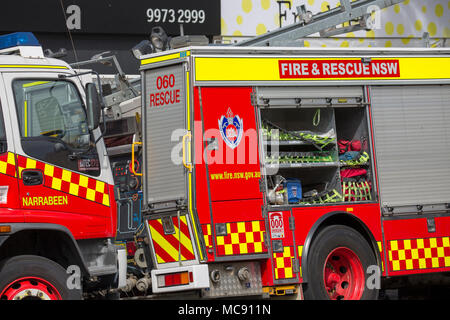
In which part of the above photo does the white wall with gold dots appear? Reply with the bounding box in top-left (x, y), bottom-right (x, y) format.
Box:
top-left (221, 0), bottom-right (450, 47)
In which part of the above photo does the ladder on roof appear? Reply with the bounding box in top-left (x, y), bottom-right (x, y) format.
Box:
top-left (234, 0), bottom-right (404, 47)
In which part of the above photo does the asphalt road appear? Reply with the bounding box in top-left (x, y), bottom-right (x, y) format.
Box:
top-left (380, 286), bottom-right (450, 300)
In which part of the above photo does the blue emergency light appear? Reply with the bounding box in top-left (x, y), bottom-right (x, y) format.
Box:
top-left (0, 32), bottom-right (40, 50)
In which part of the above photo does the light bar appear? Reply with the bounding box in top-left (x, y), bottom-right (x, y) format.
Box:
top-left (0, 32), bottom-right (40, 51)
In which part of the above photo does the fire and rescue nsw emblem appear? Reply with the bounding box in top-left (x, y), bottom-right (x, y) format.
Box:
top-left (219, 108), bottom-right (243, 149)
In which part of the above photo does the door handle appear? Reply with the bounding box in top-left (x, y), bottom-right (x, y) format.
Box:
top-left (22, 170), bottom-right (43, 186)
top-left (182, 132), bottom-right (193, 172)
top-left (131, 141), bottom-right (142, 177)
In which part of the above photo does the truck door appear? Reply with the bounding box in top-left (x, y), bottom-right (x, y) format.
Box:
top-left (370, 84), bottom-right (450, 275)
top-left (143, 64), bottom-right (189, 209)
top-left (142, 62), bottom-right (203, 268)
top-left (3, 73), bottom-right (113, 238)
top-left (0, 79), bottom-right (21, 221)
top-left (267, 210), bottom-right (300, 284)
top-left (199, 87), bottom-right (268, 259)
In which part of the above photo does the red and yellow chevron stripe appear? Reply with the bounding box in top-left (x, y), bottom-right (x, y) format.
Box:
top-left (147, 215), bottom-right (196, 264)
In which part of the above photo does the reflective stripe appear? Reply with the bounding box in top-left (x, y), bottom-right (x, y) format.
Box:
top-left (186, 69), bottom-right (204, 261)
top-left (0, 64), bottom-right (68, 69)
top-left (342, 181), bottom-right (372, 202)
top-left (148, 216), bottom-right (196, 264)
top-left (141, 51), bottom-right (190, 66)
top-left (302, 189), bottom-right (342, 204)
top-left (23, 81), bottom-right (50, 88)
top-left (340, 151), bottom-right (370, 166)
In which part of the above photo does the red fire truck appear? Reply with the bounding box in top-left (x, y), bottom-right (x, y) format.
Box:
top-left (132, 45), bottom-right (450, 300)
top-left (0, 32), bottom-right (126, 300)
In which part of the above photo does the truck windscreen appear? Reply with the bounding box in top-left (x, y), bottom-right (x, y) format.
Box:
top-left (12, 79), bottom-right (101, 176)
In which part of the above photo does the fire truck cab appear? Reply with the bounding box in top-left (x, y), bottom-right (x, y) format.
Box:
top-left (0, 32), bottom-right (126, 300)
top-left (137, 45), bottom-right (450, 299)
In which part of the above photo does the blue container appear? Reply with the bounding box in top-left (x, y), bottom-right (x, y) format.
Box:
top-left (285, 178), bottom-right (302, 204)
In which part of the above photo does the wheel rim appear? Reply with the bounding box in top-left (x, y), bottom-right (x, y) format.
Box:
top-left (323, 247), bottom-right (365, 300)
top-left (0, 277), bottom-right (62, 300)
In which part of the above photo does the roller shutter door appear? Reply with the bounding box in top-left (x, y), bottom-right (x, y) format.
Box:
top-left (370, 85), bottom-right (450, 208)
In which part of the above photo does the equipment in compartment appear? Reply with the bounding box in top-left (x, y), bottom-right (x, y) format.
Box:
top-left (301, 187), bottom-right (343, 204)
top-left (338, 138), bottom-right (372, 202)
top-left (338, 138), bottom-right (370, 166)
top-left (261, 93), bottom-right (375, 207)
top-left (267, 175), bottom-right (287, 205)
top-left (286, 178), bottom-right (302, 203)
top-left (340, 168), bottom-right (372, 202)
top-left (263, 119), bottom-right (336, 149)
top-left (262, 106), bottom-right (344, 206)
top-left (266, 151), bottom-right (337, 166)
top-left (342, 180), bottom-right (372, 202)
top-left (267, 175), bottom-right (343, 205)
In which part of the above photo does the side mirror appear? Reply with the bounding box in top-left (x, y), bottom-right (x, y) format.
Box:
top-left (85, 83), bottom-right (102, 130)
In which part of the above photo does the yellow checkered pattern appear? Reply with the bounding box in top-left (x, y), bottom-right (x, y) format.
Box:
top-left (17, 155), bottom-right (110, 207)
top-left (216, 221), bottom-right (266, 256)
top-left (388, 237), bottom-right (450, 272)
top-left (274, 246), bottom-right (295, 279)
top-left (202, 224), bottom-right (212, 249)
top-left (0, 152), bottom-right (16, 177)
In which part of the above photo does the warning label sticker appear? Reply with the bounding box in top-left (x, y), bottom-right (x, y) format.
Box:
top-left (269, 212), bottom-right (285, 239)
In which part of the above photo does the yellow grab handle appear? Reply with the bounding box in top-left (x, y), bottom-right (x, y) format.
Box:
top-left (131, 141), bottom-right (143, 176)
top-left (182, 132), bottom-right (193, 171)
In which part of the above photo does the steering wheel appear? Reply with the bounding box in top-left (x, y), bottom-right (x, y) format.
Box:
top-left (40, 129), bottom-right (66, 139)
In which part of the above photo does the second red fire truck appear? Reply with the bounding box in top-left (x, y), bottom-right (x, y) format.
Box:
top-left (0, 32), bottom-right (126, 300)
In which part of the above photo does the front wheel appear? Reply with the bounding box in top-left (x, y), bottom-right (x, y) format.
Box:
top-left (303, 225), bottom-right (379, 300)
top-left (0, 255), bottom-right (82, 300)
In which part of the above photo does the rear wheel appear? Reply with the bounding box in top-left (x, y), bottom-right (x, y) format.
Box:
top-left (303, 225), bottom-right (379, 300)
top-left (0, 255), bottom-right (82, 300)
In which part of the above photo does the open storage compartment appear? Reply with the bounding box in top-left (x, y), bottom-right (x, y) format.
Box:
top-left (255, 86), bottom-right (376, 207)
top-left (335, 107), bottom-right (374, 203)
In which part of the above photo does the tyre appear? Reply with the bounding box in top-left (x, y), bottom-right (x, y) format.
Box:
top-left (303, 225), bottom-right (379, 300)
top-left (0, 255), bottom-right (82, 300)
